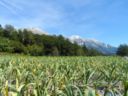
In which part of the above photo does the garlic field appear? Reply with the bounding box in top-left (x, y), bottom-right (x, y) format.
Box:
top-left (0, 55), bottom-right (128, 96)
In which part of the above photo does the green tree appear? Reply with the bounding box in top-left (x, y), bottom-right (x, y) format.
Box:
top-left (26, 44), bottom-right (44, 56)
top-left (18, 29), bottom-right (25, 43)
top-left (13, 42), bottom-right (25, 53)
top-left (22, 29), bottom-right (35, 45)
top-left (51, 46), bottom-right (59, 56)
top-left (0, 25), bottom-right (3, 36)
top-left (76, 47), bottom-right (85, 56)
top-left (117, 44), bottom-right (128, 56)
top-left (87, 48), bottom-right (103, 56)
top-left (3, 24), bottom-right (15, 38)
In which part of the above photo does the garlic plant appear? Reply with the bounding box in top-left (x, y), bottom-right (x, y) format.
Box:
top-left (0, 55), bottom-right (127, 96)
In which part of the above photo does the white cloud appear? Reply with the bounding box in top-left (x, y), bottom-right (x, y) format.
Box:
top-left (0, 0), bottom-right (64, 29)
top-left (0, 0), bottom-right (18, 14)
top-left (0, 0), bottom-right (104, 37)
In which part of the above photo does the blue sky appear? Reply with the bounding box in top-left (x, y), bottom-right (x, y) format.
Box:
top-left (0, 0), bottom-right (128, 46)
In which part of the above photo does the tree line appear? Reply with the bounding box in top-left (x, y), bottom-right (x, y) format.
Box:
top-left (0, 24), bottom-right (103, 56)
top-left (117, 44), bottom-right (128, 56)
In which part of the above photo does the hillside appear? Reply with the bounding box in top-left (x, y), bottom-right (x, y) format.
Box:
top-left (69, 35), bottom-right (117, 55)
top-left (0, 24), bottom-right (104, 56)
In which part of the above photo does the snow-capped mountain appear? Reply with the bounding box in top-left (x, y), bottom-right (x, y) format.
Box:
top-left (21, 27), bottom-right (48, 35)
top-left (69, 35), bottom-right (117, 55)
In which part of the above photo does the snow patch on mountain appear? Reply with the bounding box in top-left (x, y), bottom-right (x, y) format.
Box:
top-left (21, 27), bottom-right (48, 35)
top-left (69, 35), bottom-right (117, 55)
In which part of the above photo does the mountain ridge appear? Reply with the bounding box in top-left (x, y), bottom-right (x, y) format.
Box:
top-left (69, 35), bottom-right (117, 55)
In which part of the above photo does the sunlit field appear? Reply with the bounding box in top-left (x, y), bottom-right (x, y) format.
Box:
top-left (0, 55), bottom-right (128, 96)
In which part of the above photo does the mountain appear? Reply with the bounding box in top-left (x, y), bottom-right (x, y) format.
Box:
top-left (21, 27), bottom-right (48, 35)
top-left (69, 35), bottom-right (117, 55)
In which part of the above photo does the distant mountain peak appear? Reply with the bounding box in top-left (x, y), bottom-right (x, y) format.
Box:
top-left (21, 27), bottom-right (48, 35)
top-left (70, 35), bottom-right (102, 43)
top-left (70, 35), bottom-right (81, 39)
top-left (69, 35), bottom-right (117, 55)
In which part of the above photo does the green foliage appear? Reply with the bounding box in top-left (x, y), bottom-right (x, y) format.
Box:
top-left (0, 37), bottom-right (25, 53)
top-left (0, 37), bottom-right (15, 52)
top-left (26, 44), bottom-right (44, 56)
top-left (117, 44), bottom-right (128, 56)
top-left (87, 48), bottom-right (103, 56)
top-left (51, 46), bottom-right (59, 56)
top-left (76, 47), bottom-right (85, 56)
top-left (3, 24), bottom-right (15, 38)
top-left (0, 24), bottom-right (104, 56)
top-left (0, 55), bottom-right (127, 96)
top-left (22, 29), bottom-right (35, 45)
top-left (12, 41), bottom-right (26, 53)
top-left (0, 25), bottom-right (3, 36)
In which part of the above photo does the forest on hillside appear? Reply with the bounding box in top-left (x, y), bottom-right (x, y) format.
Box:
top-left (0, 24), bottom-right (103, 56)
top-left (0, 24), bottom-right (127, 56)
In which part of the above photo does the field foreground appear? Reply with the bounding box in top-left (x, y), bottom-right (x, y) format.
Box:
top-left (0, 55), bottom-right (128, 96)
